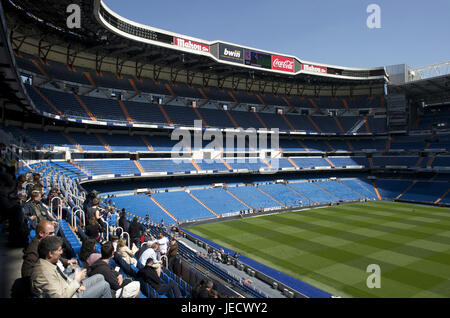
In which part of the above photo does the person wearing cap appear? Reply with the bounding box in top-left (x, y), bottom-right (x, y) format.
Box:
top-left (137, 258), bottom-right (182, 298)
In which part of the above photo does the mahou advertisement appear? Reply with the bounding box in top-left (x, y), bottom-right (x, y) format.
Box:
top-left (174, 37), bottom-right (210, 53)
top-left (302, 64), bottom-right (327, 74)
top-left (271, 55), bottom-right (295, 73)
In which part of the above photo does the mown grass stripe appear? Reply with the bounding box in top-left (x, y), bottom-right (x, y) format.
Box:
top-left (187, 201), bottom-right (450, 297)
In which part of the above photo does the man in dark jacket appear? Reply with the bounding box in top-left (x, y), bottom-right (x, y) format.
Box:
top-left (21, 220), bottom-right (77, 295)
top-left (21, 220), bottom-right (75, 278)
top-left (88, 242), bottom-right (140, 298)
top-left (22, 190), bottom-right (59, 234)
top-left (128, 217), bottom-right (144, 248)
top-left (167, 237), bottom-right (178, 273)
top-left (118, 210), bottom-right (130, 233)
top-left (137, 258), bottom-right (182, 298)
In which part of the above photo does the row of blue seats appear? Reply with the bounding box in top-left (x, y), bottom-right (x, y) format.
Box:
top-left (8, 124), bottom-right (450, 153)
top-left (25, 84), bottom-right (387, 133)
top-left (107, 179), bottom-right (376, 225)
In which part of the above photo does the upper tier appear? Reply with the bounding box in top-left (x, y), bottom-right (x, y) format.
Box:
top-left (24, 83), bottom-right (387, 135)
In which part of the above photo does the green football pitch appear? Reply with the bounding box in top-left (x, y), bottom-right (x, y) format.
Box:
top-left (186, 201), bottom-right (450, 298)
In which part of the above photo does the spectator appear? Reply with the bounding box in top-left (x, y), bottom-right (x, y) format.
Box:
top-left (128, 217), bottom-right (144, 248)
top-left (137, 258), bottom-right (182, 298)
top-left (31, 236), bottom-right (112, 298)
top-left (108, 209), bottom-right (119, 231)
top-left (22, 190), bottom-right (59, 235)
top-left (198, 280), bottom-right (214, 298)
top-left (116, 238), bottom-right (138, 266)
top-left (111, 235), bottom-right (119, 251)
top-left (118, 209), bottom-right (130, 233)
top-left (167, 237), bottom-right (178, 273)
top-left (157, 232), bottom-right (169, 255)
top-left (0, 172), bottom-right (27, 247)
top-left (88, 242), bottom-right (140, 298)
top-left (192, 279), bottom-right (205, 299)
top-left (83, 191), bottom-right (97, 213)
top-left (47, 188), bottom-right (69, 220)
top-left (138, 242), bottom-right (160, 269)
top-left (90, 198), bottom-right (107, 234)
top-left (79, 238), bottom-right (101, 268)
top-left (210, 289), bottom-right (220, 298)
top-left (85, 216), bottom-right (103, 241)
top-left (22, 220), bottom-right (77, 279)
top-left (242, 278), bottom-right (252, 288)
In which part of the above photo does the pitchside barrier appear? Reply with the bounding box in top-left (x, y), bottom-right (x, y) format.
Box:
top-left (181, 229), bottom-right (333, 298)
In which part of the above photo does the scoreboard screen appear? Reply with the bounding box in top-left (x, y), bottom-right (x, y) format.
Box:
top-left (244, 50), bottom-right (272, 69)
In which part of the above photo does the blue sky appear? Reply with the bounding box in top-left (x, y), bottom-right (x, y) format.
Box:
top-left (103, 0), bottom-right (450, 69)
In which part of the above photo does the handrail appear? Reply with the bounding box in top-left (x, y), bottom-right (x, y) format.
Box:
top-left (103, 221), bottom-right (109, 241)
top-left (114, 226), bottom-right (124, 236)
top-left (71, 210), bottom-right (77, 228)
top-left (73, 209), bottom-right (85, 228)
top-left (120, 231), bottom-right (130, 249)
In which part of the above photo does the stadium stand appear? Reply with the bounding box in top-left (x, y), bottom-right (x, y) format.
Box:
top-left (0, 0), bottom-right (448, 301)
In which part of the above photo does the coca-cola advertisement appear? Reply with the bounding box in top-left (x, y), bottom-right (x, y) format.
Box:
top-left (272, 55), bottom-right (295, 73)
top-left (302, 64), bottom-right (327, 74)
top-left (174, 37), bottom-right (210, 53)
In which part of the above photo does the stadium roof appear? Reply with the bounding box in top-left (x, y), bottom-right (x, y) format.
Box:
top-left (389, 74), bottom-right (450, 105)
top-left (0, 0), bottom-right (32, 111)
top-left (3, 0), bottom-right (387, 96)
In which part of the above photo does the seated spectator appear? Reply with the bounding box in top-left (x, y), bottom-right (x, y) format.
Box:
top-left (79, 238), bottom-right (101, 268)
top-left (192, 280), bottom-right (206, 299)
top-left (242, 278), bottom-right (252, 287)
top-left (138, 242), bottom-right (161, 269)
top-left (198, 280), bottom-right (214, 298)
top-left (116, 238), bottom-right (138, 266)
top-left (47, 188), bottom-right (69, 221)
top-left (85, 216), bottom-right (103, 241)
top-left (31, 236), bottom-right (112, 298)
top-left (137, 258), bottom-right (182, 298)
top-left (88, 241), bottom-right (140, 298)
top-left (22, 190), bottom-right (59, 235)
top-left (210, 289), bottom-right (220, 298)
top-left (22, 220), bottom-right (77, 279)
top-left (111, 235), bottom-right (119, 251)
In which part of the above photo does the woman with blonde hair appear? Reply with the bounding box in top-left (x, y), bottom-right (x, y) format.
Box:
top-left (116, 238), bottom-right (138, 266)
